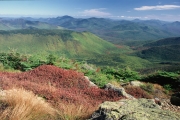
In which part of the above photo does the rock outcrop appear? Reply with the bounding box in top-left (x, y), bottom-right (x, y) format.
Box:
top-left (104, 83), bottom-right (135, 99)
top-left (88, 98), bottom-right (180, 120)
top-left (130, 80), bottom-right (144, 87)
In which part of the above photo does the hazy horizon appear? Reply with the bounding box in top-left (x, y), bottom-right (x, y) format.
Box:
top-left (0, 0), bottom-right (180, 21)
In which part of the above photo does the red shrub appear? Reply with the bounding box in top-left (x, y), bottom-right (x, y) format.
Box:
top-left (0, 65), bottom-right (124, 111)
top-left (12, 65), bottom-right (89, 89)
top-left (125, 86), bottom-right (153, 99)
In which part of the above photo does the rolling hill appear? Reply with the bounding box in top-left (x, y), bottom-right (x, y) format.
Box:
top-left (0, 29), bottom-right (118, 58)
top-left (0, 29), bottom-right (154, 69)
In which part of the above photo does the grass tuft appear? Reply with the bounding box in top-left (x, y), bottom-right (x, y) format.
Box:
top-left (57, 102), bottom-right (97, 120)
top-left (0, 88), bottom-right (56, 120)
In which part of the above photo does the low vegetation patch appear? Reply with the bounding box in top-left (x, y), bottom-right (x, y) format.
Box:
top-left (0, 65), bottom-right (124, 119)
top-left (140, 83), bottom-right (154, 94)
top-left (142, 71), bottom-right (180, 90)
top-left (124, 85), bottom-right (153, 99)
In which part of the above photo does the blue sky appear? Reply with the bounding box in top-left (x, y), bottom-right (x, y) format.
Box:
top-left (0, 0), bottom-right (180, 21)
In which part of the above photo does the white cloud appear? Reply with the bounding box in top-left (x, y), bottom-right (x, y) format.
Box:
top-left (134, 5), bottom-right (180, 10)
top-left (80, 8), bottom-right (111, 17)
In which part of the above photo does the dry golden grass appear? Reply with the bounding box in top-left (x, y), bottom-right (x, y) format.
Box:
top-left (153, 84), bottom-right (169, 99)
top-left (109, 80), bottom-right (122, 88)
top-left (0, 88), bottom-right (56, 120)
top-left (57, 102), bottom-right (97, 120)
top-left (153, 84), bottom-right (164, 90)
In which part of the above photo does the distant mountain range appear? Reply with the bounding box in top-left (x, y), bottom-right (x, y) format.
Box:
top-left (0, 16), bottom-right (180, 43)
top-left (0, 18), bottom-right (62, 30)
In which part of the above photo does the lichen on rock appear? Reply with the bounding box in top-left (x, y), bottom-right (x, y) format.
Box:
top-left (88, 98), bottom-right (180, 120)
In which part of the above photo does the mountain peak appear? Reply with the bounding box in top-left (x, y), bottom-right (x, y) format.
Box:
top-left (57, 15), bottom-right (74, 19)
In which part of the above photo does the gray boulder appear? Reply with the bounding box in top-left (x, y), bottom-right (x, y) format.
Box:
top-left (130, 81), bottom-right (143, 87)
top-left (104, 83), bottom-right (135, 99)
top-left (88, 98), bottom-right (180, 120)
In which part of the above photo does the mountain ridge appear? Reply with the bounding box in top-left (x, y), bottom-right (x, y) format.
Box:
top-left (1, 16), bottom-right (180, 43)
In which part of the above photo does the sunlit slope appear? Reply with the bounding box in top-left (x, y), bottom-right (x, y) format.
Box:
top-left (0, 29), bottom-right (118, 58)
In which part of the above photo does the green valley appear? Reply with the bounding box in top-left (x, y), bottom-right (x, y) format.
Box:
top-left (0, 29), bottom-right (154, 70)
top-left (0, 28), bottom-right (180, 72)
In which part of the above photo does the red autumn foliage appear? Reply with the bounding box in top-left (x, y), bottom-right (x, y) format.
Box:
top-left (0, 65), bottom-right (124, 109)
top-left (125, 86), bottom-right (153, 99)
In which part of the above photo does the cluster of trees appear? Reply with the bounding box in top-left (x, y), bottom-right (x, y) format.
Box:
top-left (0, 52), bottom-right (55, 71)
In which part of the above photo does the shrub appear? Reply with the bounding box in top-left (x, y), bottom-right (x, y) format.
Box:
top-left (125, 86), bottom-right (153, 99)
top-left (46, 54), bottom-right (57, 65)
top-left (140, 83), bottom-right (154, 93)
top-left (102, 67), bottom-right (141, 82)
top-left (142, 71), bottom-right (180, 89)
top-left (90, 73), bottom-right (110, 88)
top-left (163, 84), bottom-right (172, 91)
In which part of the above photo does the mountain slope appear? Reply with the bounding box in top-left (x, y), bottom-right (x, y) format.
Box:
top-left (0, 29), bottom-right (118, 58)
top-left (138, 37), bottom-right (180, 62)
top-left (105, 21), bottom-right (172, 42)
top-left (139, 45), bottom-right (180, 61)
top-left (144, 37), bottom-right (180, 47)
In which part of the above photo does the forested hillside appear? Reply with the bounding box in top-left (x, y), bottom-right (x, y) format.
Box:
top-left (0, 29), bottom-right (118, 58)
